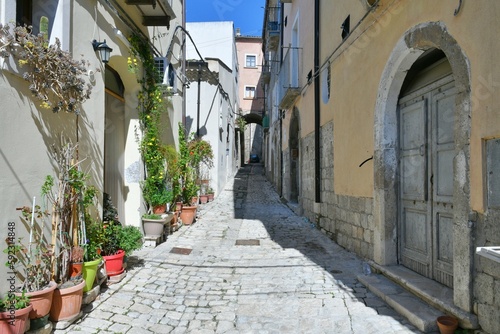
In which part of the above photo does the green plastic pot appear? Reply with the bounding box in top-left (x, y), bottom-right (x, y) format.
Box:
top-left (82, 258), bottom-right (101, 292)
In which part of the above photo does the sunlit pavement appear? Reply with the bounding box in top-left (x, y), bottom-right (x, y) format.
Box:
top-left (57, 164), bottom-right (422, 334)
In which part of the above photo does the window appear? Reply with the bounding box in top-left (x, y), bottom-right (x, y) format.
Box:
top-left (16, 0), bottom-right (32, 26)
top-left (244, 86), bottom-right (256, 99)
top-left (245, 55), bottom-right (256, 68)
top-left (341, 15), bottom-right (350, 40)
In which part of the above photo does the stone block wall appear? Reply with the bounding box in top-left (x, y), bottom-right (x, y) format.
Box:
top-left (474, 211), bottom-right (500, 334)
top-left (300, 121), bottom-right (375, 260)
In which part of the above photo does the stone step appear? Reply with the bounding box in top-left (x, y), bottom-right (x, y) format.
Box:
top-left (358, 272), bottom-right (443, 333)
top-left (358, 263), bottom-right (479, 333)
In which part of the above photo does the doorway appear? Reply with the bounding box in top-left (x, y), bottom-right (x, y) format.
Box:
top-left (398, 53), bottom-right (455, 287)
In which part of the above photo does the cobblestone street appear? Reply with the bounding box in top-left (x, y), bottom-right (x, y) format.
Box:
top-left (58, 164), bottom-right (422, 334)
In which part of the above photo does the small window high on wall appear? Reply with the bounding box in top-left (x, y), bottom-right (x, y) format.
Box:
top-left (244, 86), bottom-right (256, 99)
top-left (245, 55), bottom-right (257, 68)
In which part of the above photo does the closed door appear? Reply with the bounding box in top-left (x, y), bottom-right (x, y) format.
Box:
top-left (398, 75), bottom-right (456, 288)
top-left (104, 93), bottom-right (125, 224)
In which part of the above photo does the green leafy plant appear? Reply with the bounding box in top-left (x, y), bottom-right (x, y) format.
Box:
top-left (118, 226), bottom-right (143, 255)
top-left (83, 218), bottom-right (104, 262)
top-left (142, 178), bottom-right (173, 208)
top-left (142, 213), bottom-right (163, 220)
top-left (0, 23), bottom-right (93, 113)
top-left (129, 33), bottom-right (173, 213)
top-left (236, 116), bottom-right (247, 131)
top-left (0, 292), bottom-right (30, 312)
top-left (100, 221), bottom-right (122, 256)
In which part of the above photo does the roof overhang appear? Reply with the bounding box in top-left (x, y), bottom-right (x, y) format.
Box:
top-left (124, 0), bottom-right (175, 28)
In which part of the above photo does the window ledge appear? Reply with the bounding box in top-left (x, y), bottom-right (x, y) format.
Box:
top-left (476, 246), bottom-right (500, 263)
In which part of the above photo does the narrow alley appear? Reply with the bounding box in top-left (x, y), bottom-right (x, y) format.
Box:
top-left (59, 164), bottom-right (422, 334)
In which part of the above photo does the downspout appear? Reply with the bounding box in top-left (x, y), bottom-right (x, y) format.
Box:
top-left (182, 3), bottom-right (186, 129)
top-left (279, 3), bottom-right (284, 197)
top-left (314, 0), bottom-right (321, 203)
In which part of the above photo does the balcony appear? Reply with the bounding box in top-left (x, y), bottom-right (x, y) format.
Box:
top-left (278, 47), bottom-right (301, 109)
top-left (266, 7), bottom-right (280, 51)
top-left (125, 0), bottom-right (176, 27)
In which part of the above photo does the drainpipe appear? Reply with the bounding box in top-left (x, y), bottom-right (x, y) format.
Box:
top-left (314, 0), bottom-right (321, 203)
top-left (279, 3), bottom-right (284, 197)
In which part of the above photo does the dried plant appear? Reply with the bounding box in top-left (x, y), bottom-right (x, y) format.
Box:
top-left (0, 23), bottom-right (94, 113)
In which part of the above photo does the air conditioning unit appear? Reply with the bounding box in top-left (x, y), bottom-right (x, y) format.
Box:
top-left (154, 57), bottom-right (177, 90)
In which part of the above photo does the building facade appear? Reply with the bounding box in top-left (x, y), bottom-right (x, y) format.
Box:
top-left (0, 0), bottom-right (184, 293)
top-left (235, 34), bottom-right (264, 164)
top-left (185, 21), bottom-right (239, 196)
top-left (262, 0), bottom-right (500, 332)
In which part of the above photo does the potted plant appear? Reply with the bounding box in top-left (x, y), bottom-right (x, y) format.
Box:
top-left (0, 293), bottom-right (32, 334)
top-left (118, 225), bottom-right (143, 256)
top-left (82, 218), bottom-right (104, 293)
top-left (143, 180), bottom-right (173, 214)
top-left (5, 205), bottom-right (57, 330)
top-left (142, 213), bottom-right (168, 237)
top-left (41, 143), bottom-right (95, 322)
top-left (69, 246), bottom-right (84, 279)
top-left (100, 221), bottom-right (126, 277)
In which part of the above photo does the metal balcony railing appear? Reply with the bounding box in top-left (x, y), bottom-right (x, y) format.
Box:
top-left (266, 7), bottom-right (280, 51)
top-left (278, 47), bottom-right (301, 109)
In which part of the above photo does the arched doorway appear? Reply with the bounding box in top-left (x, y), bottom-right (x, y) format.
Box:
top-left (104, 66), bottom-right (126, 224)
top-left (398, 50), bottom-right (455, 287)
top-left (373, 22), bottom-right (472, 310)
top-left (289, 107), bottom-right (300, 203)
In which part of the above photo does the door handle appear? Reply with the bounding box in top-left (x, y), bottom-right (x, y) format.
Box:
top-left (420, 144), bottom-right (426, 156)
top-left (430, 174), bottom-right (434, 185)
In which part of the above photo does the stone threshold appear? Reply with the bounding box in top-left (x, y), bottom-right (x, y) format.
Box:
top-left (358, 262), bottom-right (478, 332)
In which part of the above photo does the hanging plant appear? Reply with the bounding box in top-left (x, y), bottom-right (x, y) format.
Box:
top-left (0, 23), bottom-right (93, 113)
top-left (129, 34), bottom-right (172, 211)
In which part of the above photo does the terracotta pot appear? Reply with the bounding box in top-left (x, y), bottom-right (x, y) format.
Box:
top-left (179, 205), bottom-right (197, 225)
top-left (207, 193), bottom-right (214, 202)
top-left (436, 315), bottom-right (459, 334)
top-left (0, 303), bottom-right (32, 334)
top-left (15, 281), bottom-right (57, 320)
top-left (49, 280), bottom-right (85, 322)
top-left (142, 217), bottom-right (167, 237)
top-left (69, 262), bottom-right (83, 279)
top-left (153, 204), bottom-right (166, 214)
top-left (103, 250), bottom-right (125, 276)
top-left (199, 194), bottom-right (208, 204)
top-left (191, 196), bottom-right (198, 206)
top-left (82, 258), bottom-right (102, 292)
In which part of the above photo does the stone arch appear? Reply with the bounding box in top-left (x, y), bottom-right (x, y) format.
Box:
top-left (373, 22), bottom-right (472, 310)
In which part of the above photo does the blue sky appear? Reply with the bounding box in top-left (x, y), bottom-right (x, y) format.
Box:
top-left (186, 0), bottom-right (266, 37)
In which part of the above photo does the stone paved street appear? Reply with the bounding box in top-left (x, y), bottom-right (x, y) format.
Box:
top-left (57, 164), bottom-right (423, 333)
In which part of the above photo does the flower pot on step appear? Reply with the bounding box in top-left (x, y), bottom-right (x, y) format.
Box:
top-left (0, 303), bottom-right (32, 334)
top-left (142, 217), bottom-right (167, 237)
top-left (15, 280), bottom-right (57, 322)
top-left (103, 250), bottom-right (125, 276)
top-left (49, 279), bottom-right (85, 322)
top-left (179, 205), bottom-right (197, 225)
top-left (199, 194), bottom-right (208, 204)
top-left (153, 204), bottom-right (166, 214)
top-left (436, 315), bottom-right (459, 334)
top-left (69, 262), bottom-right (83, 279)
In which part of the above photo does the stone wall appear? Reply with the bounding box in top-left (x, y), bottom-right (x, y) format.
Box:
top-left (474, 211), bottom-right (500, 334)
top-left (301, 130), bottom-right (317, 223)
top-left (300, 121), bottom-right (375, 260)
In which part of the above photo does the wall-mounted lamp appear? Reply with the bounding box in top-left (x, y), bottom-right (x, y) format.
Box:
top-left (92, 39), bottom-right (112, 63)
